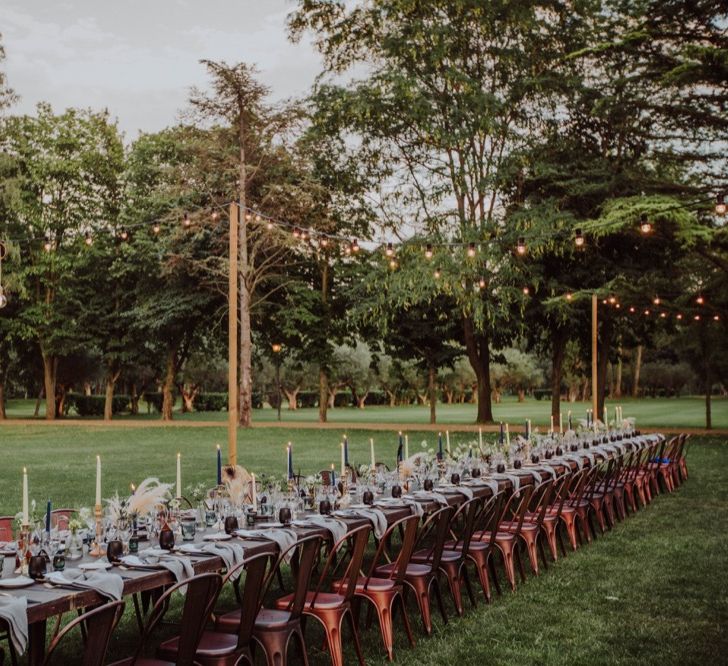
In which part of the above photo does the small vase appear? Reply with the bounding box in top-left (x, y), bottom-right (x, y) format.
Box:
top-left (67, 533), bottom-right (83, 560)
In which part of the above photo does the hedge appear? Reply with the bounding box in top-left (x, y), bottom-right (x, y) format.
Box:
top-left (195, 393), bottom-right (227, 412)
top-left (69, 394), bottom-right (131, 416)
top-left (143, 392), bottom-right (165, 413)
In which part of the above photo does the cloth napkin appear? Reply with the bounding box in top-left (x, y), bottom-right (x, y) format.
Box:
top-left (0, 595), bottom-right (28, 654)
top-left (492, 473), bottom-right (521, 490)
top-left (202, 542), bottom-right (246, 575)
top-left (122, 553), bottom-right (194, 583)
top-left (235, 529), bottom-right (297, 562)
top-left (465, 478), bottom-right (500, 496)
top-left (45, 570), bottom-right (124, 601)
top-left (334, 508), bottom-right (388, 539)
top-left (409, 491), bottom-right (450, 507)
top-left (375, 497), bottom-right (424, 517)
top-left (293, 515), bottom-right (348, 544)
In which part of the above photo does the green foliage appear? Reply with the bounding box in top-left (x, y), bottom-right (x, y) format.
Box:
top-left (69, 394), bottom-right (131, 417)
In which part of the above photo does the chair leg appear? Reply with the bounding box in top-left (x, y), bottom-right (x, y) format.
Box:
top-left (397, 593), bottom-right (416, 648)
top-left (542, 521), bottom-right (558, 561)
top-left (462, 565), bottom-right (477, 608)
top-left (433, 577), bottom-right (448, 622)
top-left (469, 552), bottom-right (492, 603)
top-left (441, 563), bottom-right (464, 615)
top-left (496, 542), bottom-right (517, 592)
top-left (488, 557), bottom-right (502, 596)
top-left (344, 609), bottom-right (366, 666)
top-left (407, 577), bottom-right (434, 635)
top-left (520, 532), bottom-right (540, 575)
top-left (538, 536), bottom-right (549, 570)
top-left (561, 512), bottom-right (579, 550)
top-left (515, 544), bottom-right (527, 584)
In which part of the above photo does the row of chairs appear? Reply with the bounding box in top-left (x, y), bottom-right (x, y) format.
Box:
top-left (2, 434), bottom-right (690, 666)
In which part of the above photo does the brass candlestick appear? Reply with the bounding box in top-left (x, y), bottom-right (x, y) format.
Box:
top-left (89, 504), bottom-right (104, 556)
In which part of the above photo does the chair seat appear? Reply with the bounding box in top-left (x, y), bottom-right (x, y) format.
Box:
top-left (215, 607), bottom-right (242, 633)
top-left (274, 590), bottom-right (347, 611)
top-left (412, 547), bottom-right (460, 564)
top-left (501, 520), bottom-right (538, 532)
top-left (333, 576), bottom-right (397, 594)
top-left (444, 539), bottom-right (490, 553)
top-left (158, 630), bottom-right (237, 660)
top-left (375, 561), bottom-right (431, 578)
top-left (255, 607), bottom-right (294, 629)
top-left (473, 530), bottom-right (516, 541)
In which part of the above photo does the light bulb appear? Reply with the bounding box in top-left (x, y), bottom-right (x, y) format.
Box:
top-left (211, 211), bottom-right (220, 221)
top-left (516, 237), bottom-right (527, 255)
top-left (85, 233), bottom-right (93, 246)
top-left (120, 230), bottom-right (129, 241)
top-left (425, 244), bottom-right (433, 259)
top-left (574, 229), bottom-right (585, 247)
top-left (716, 194), bottom-right (726, 216)
top-left (653, 296), bottom-right (660, 305)
top-left (522, 286), bottom-right (530, 295)
top-left (183, 213), bottom-right (191, 228)
top-left (433, 267), bottom-right (441, 279)
top-left (385, 242), bottom-right (394, 257)
top-left (351, 239), bottom-right (360, 253)
top-left (565, 292), bottom-right (573, 301)
top-left (696, 295), bottom-right (704, 305)
top-left (640, 213), bottom-right (652, 234)
top-left (478, 277), bottom-right (487, 289)
top-left (467, 242), bottom-right (476, 257)
top-left (152, 223), bottom-right (161, 235)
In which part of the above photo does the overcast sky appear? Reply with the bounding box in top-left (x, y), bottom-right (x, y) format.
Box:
top-left (1, 0), bottom-right (323, 139)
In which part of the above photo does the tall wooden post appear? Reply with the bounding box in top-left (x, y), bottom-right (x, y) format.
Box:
top-left (591, 293), bottom-right (598, 420)
top-left (228, 203), bottom-right (239, 466)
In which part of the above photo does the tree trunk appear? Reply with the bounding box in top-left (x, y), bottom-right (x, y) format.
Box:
top-left (130, 383), bottom-right (139, 415)
top-left (615, 347), bottom-right (623, 398)
top-left (463, 317), bottom-right (493, 423)
top-left (104, 377), bottom-right (115, 421)
top-left (357, 393), bottom-right (368, 409)
top-left (517, 389), bottom-right (525, 402)
top-left (41, 350), bottom-right (57, 420)
top-left (318, 368), bottom-right (328, 422)
top-left (34, 388), bottom-right (43, 417)
top-left (631, 345), bottom-right (643, 398)
top-left (444, 389), bottom-right (454, 404)
top-left (161, 348), bottom-right (176, 421)
top-left (328, 388), bottom-right (336, 408)
top-left (0, 380), bottom-right (5, 419)
top-left (284, 388), bottom-right (299, 410)
top-left (427, 363), bottom-right (437, 424)
top-left (550, 328), bottom-right (567, 424)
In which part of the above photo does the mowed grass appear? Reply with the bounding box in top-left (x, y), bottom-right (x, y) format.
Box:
top-left (4, 394), bottom-right (727, 429)
top-left (0, 427), bottom-right (725, 664)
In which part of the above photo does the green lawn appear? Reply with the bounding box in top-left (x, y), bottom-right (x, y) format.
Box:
top-left (0, 426), bottom-right (725, 664)
top-left (4, 394), bottom-right (727, 429)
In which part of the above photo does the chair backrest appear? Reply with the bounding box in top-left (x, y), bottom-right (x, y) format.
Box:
top-left (472, 492), bottom-right (504, 548)
top-left (547, 472), bottom-right (573, 517)
top-left (269, 535), bottom-right (323, 620)
top-left (497, 485), bottom-right (534, 538)
top-left (139, 572), bottom-right (223, 666)
top-left (0, 516), bottom-right (13, 542)
top-left (50, 508), bottom-right (77, 531)
top-left (366, 514), bottom-right (419, 587)
top-left (413, 504), bottom-right (456, 572)
top-left (221, 551), bottom-right (276, 651)
top-left (310, 524), bottom-right (371, 606)
top-left (448, 496), bottom-right (483, 557)
top-left (528, 479), bottom-right (555, 525)
top-left (43, 600), bottom-right (125, 666)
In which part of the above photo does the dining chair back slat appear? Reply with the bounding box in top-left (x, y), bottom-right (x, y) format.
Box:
top-left (43, 600), bottom-right (125, 666)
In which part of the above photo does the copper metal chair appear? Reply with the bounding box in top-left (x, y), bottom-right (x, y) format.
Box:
top-left (277, 525), bottom-right (370, 666)
top-left (50, 508), bottom-right (77, 531)
top-left (417, 496), bottom-right (482, 615)
top-left (109, 572), bottom-right (223, 666)
top-left (250, 534), bottom-right (323, 666)
top-left (474, 486), bottom-right (534, 592)
top-left (349, 514), bottom-right (418, 661)
top-left (442, 493), bottom-right (502, 603)
top-left (537, 472), bottom-right (571, 560)
top-left (0, 517), bottom-right (13, 542)
top-left (160, 551), bottom-right (274, 666)
top-left (503, 478), bottom-right (556, 575)
top-left (43, 600), bottom-right (125, 666)
top-left (378, 505), bottom-right (453, 635)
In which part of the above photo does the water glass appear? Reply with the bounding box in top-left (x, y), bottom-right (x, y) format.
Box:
top-left (181, 519), bottom-right (196, 541)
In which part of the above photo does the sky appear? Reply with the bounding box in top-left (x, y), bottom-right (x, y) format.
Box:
top-left (1, 0), bottom-right (323, 139)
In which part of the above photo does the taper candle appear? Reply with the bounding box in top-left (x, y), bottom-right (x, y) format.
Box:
top-left (340, 442), bottom-right (345, 476)
top-left (405, 435), bottom-right (409, 459)
top-left (22, 468), bottom-right (29, 524)
top-left (505, 423), bottom-right (510, 447)
top-left (95, 456), bottom-right (101, 507)
top-left (176, 453), bottom-right (181, 499)
top-left (251, 473), bottom-right (257, 509)
top-left (216, 445), bottom-right (222, 485)
top-left (446, 430), bottom-right (451, 456)
top-left (370, 438), bottom-right (376, 470)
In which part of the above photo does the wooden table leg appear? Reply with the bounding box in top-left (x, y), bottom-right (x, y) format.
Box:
top-left (27, 619), bottom-right (47, 666)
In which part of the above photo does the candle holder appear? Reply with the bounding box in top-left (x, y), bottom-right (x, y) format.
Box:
top-left (89, 504), bottom-right (104, 557)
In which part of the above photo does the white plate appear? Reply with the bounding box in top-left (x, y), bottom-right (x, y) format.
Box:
top-left (0, 576), bottom-right (34, 588)
top-left (203, 533), bottom-right (232, 541)
top-left (258, 522), bottom-right (284, 528)
top-left (78, 561), bottom-right (112, 572)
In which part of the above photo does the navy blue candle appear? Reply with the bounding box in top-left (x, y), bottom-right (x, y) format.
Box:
top-left (45, 499), bottom-right (51, 533)
top-left (437, 432), bottom-right (443, 461)
top-left (499, 422), bottom-right (504, 444)
top-left (343, 434), bottom-right (349, 466)
top-left (396, 432), bottom-right (403, 463)
top-left (216, 446), bottom-right (222, 485)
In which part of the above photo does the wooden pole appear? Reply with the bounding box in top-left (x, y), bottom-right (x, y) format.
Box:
top-left (228, 203), bottom-right (239, 466)
top-left (591, 293), bottom-right (598, 420)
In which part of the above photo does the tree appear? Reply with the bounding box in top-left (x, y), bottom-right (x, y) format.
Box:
top-left (291, 0), bottom-right (581, 422)
top-left (187, 60), bottom-right (304, 427)
top-left (2, 105), bottom-right (124, 419)
top-left (378, 296), bottom-right (462, 423)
